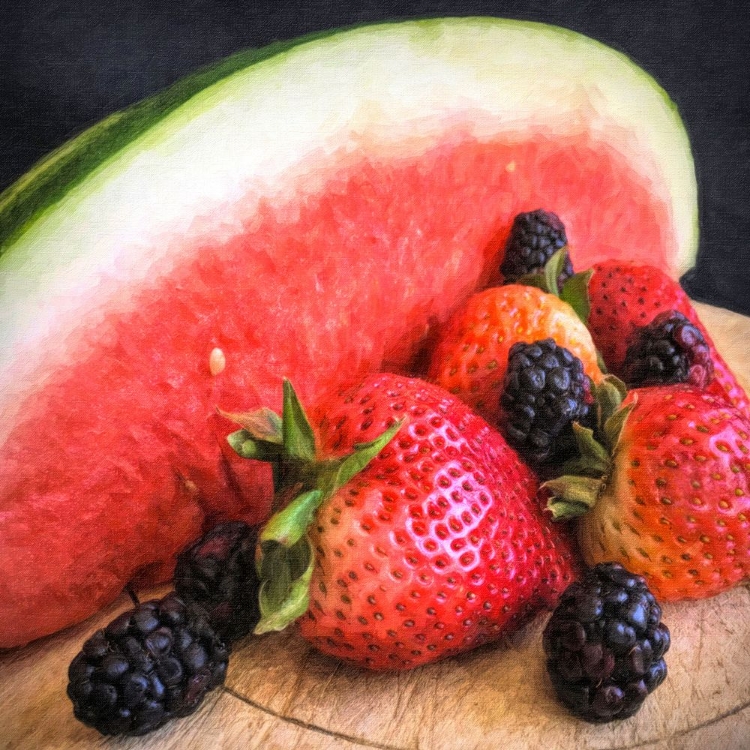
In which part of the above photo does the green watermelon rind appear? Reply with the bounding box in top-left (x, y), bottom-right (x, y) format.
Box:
top-left (0, 16), bottom-right (697, 268)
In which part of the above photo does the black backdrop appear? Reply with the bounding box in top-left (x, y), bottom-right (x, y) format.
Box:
top-left (2, 1), bottom-right (749, 314)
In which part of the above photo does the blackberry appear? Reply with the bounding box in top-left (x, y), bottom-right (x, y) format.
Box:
top-left (67, 592), bottom-right (229, 736)
top-left (501, 209), bottom-right (573, 288)
top-left (500, 339), bottom-right (592, 465)
top-left (173, 521), bottom-right (261, 641)
top-left (543, 562), bottom-right (670, 723)
top-left (622, 310), bottom-right (713, 388)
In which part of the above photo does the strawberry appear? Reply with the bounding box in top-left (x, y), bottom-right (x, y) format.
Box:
top-left (544, 380), bottom-right (750, 602)
top-left (427, 284), bottom-right (604, 424)
top-left (227, 374), bottom-right (579, 670)
top-left (587, 260), bottom-right (750, 419)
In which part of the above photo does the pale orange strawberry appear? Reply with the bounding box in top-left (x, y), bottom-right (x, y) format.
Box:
top-left (427, 284), bottom-right (603, 423)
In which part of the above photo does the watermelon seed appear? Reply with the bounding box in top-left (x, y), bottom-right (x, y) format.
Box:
top-left (209, 348), bottom-right (226, 375)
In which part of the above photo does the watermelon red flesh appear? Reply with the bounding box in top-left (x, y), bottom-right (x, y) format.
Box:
top-left (0, 131), bottom-right (672, 648)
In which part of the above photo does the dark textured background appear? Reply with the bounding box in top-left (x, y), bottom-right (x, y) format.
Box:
top-left (1, 0), bottom-right (748, 314)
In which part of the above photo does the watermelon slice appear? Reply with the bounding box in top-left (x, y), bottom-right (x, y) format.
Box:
top-left (0, 18), bottom-right (698, 648)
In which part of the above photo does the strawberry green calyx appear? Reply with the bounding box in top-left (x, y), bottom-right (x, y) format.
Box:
top-left (254, 490), bottom-right (319, 633)
top-left (560, 268), bottom-right (594, 326)
top-left (226, 379), bottom-right (402, 634)
top-left (543, 375), bottom-right (634, 520)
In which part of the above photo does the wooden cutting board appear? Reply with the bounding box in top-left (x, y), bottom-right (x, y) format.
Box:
top-left (1, 301), bottom-right (749, 750)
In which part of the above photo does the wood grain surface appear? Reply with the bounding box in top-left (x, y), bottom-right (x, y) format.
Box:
top-left (1, 301), bottom-right (748, 750)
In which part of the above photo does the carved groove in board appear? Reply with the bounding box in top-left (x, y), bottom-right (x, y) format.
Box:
top-left (224, 686), bottom-right (404, 750)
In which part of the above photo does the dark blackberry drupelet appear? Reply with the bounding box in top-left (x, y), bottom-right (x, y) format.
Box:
top-left (67, 592), bottom-right (229, 737)
top-left (500, 338), bottom-right (592, 465)
top-left (622, 310), bottom-right (713, 388)
top-left (500, 209), bottom-right (573, 288)
top-left (174, 521), bottom-right (261, 641)
top-left (543, 562), bottom-right (670, 723)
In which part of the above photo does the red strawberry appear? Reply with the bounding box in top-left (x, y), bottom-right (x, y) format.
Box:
top-left (428, 284), bottom-right (603, 424)
top-left (545, 381), bottom-right (750, 602)
top-left (587, 260), bottom-right (750, 419)
top-left (228, 374), bottom-right (579, 670)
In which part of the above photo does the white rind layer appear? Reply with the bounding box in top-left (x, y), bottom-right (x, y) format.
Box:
top-left (0, 18), bottom-right (697, 440)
